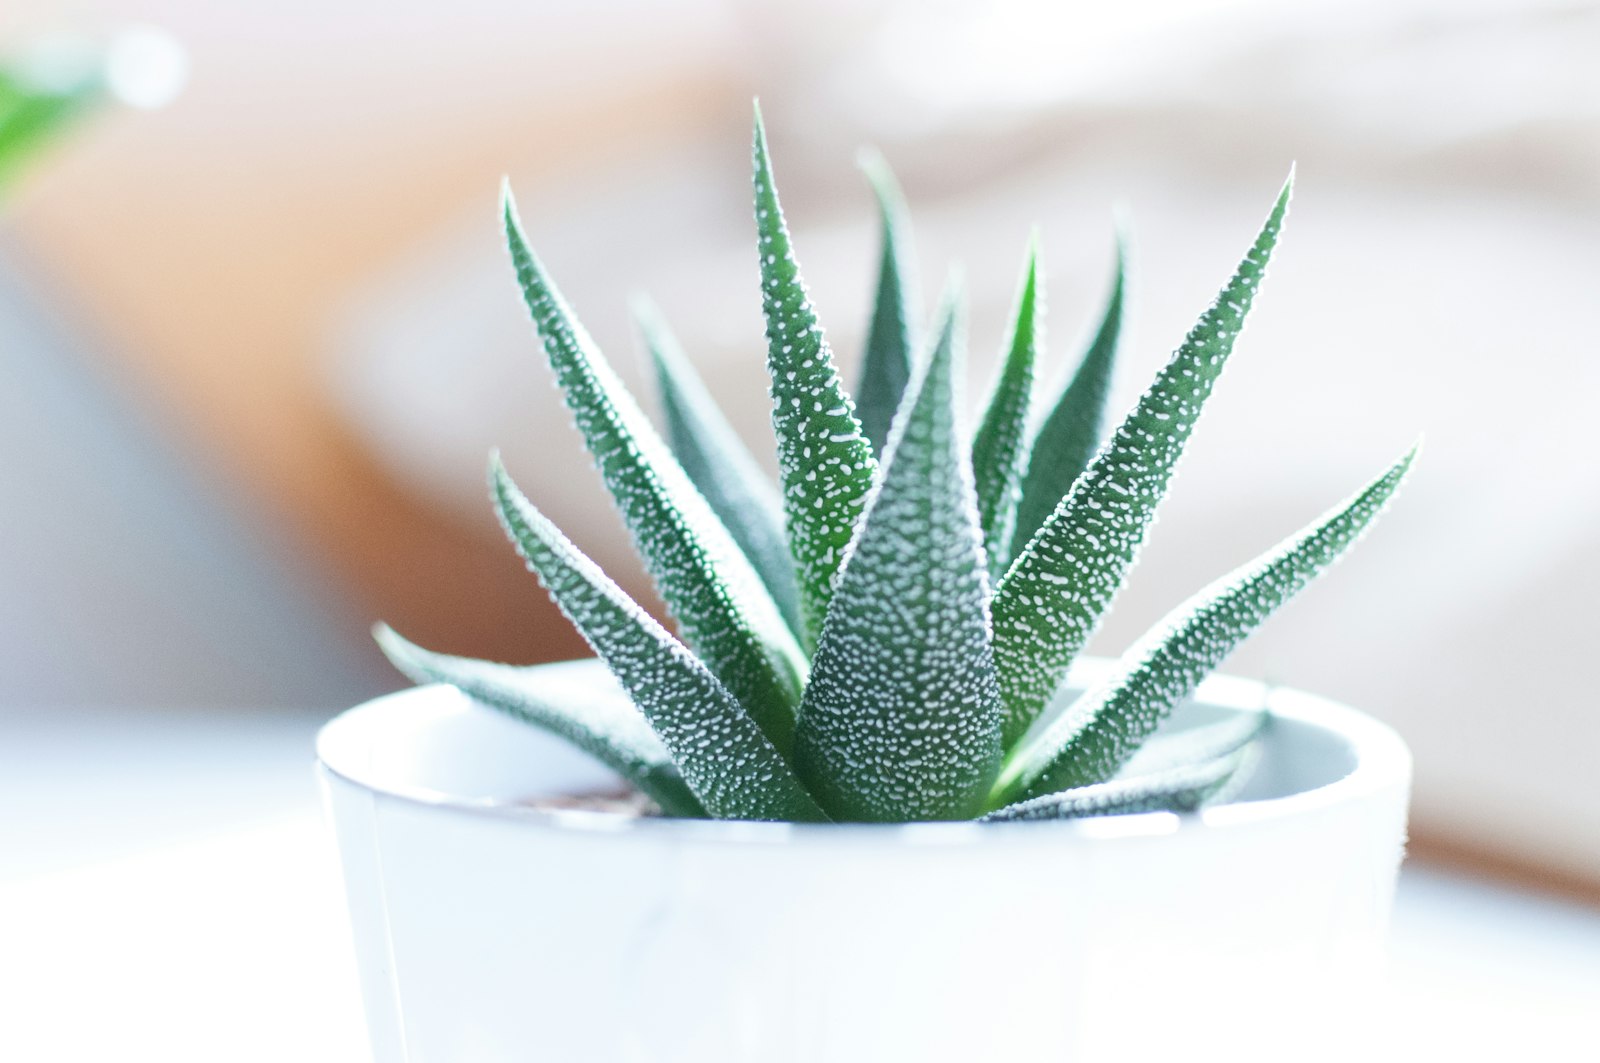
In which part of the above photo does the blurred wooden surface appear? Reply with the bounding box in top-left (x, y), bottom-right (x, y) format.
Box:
top-left (3, 14), bottom-right (740, 665)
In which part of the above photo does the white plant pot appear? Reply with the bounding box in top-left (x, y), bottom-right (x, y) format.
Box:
top-left (319, 658), bottom-right (1410, 1063)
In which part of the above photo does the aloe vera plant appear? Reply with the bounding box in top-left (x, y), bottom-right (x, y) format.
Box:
top-left (380, 110), bottom-right (1416, 824)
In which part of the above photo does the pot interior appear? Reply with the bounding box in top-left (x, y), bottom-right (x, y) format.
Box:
top-left (322, 659), bottom-right (1384, 819)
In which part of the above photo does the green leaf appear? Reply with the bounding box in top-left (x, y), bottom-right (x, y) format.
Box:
top-left (999, 443), bottom-right (1416, 803)
top-left (752, 104), bottom-right (880, 651)
top-left (992, 176), bottom-right (1292, 751)
top-left (1010, 225), bottom-right (1126, 559)
top-left (637, 297), bottom-right (803, 637)
top-left (502, 185), bottom-right (806, 754)
top-left (794, 286), bottom-right (1004, 822)
top-left (854, 148), bottom-right (919, 458)
top-left (0, 67), bottom-right (99, 196)
top-left (971, 237), bottom-right (1041, 582)
top-left (1116, 706), bottom-right (1268, 779)
top-left (491, 456), bottom-right (829, 823)
top-left (373, 626), bottom-right (706, 818)
top-left (982, 742), bottom-right (1259, 822)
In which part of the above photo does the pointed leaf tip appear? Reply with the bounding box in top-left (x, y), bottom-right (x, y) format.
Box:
top-left (983, 742), bottom-right (1260, 822)
top-left (640, 300), bottom-right (805, 636)
top-left (1110, 200), bottom-right (1133, 236)
top-left (994, 184), bottom-right (1288, 750)
top-left (971, 237), bottom-right (1043, 582)
top-left (854, 147), bottom-right (920, 460)
top-left (500, 211), bottom-right (807, 752)
top-left (499, 179), bottom-right (521, 230)
top-left (1007, 221), bottom-right (1124, 576)
top-left (856, 146), bottom-right (902, 206)
top-left (1001, 443), bottom-right (1415, 802)
top-left (795, 290), bottom-right (1003, 822)
top-left (753, 116), bottom-right (880, 649)
top-left (751, 100), bottom-right (769, 155)
top-left (371, 622), bottom-right (707, 817)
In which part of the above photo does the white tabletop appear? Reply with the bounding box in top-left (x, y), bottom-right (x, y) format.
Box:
top-left (2, 703), bottom-right (1596, 1061)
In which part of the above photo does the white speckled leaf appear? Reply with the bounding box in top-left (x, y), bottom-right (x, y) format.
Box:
top-left (993, 177), bottom-right (1292, 751)
top-left (854, 148), bottom-right (919, 458)
top-left (1001, 443), bottom-right (1416, 803)
top-left (502, 187), bottom-right (806, 753)
top-left (794, 289), bottom-right (1004, 822)
top-left (1116, 707), bottom-right (1269, 780)
top-left (971, 239), bottom-right (1041, 582)
top-left (982, 742), bottom-right (1259, 822)
top-left (491, 456), bottom-right (829, 822)
top-left (638, 298), bottom-right (803, 637)
top-left (752, 107), bottom-right (880, 650)
top-left (1010, 227), bottom-right (1125, 560)
top-left (373, 626), bottom-right (706, 818)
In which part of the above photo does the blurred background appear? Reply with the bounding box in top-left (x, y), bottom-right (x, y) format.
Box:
top-left (0, 3), bottom-right (1596, 1049)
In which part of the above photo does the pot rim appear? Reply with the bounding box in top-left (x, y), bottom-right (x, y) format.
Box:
top-left (317, 657), bottom-right (1410, 846)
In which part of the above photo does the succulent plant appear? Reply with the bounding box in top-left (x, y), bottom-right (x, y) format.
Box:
top-left (378, 107), bottom-right (1415, 824)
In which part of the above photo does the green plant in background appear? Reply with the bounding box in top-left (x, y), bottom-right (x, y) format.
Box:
top-left (379, 106), bottom-right (1416, 824)
top-left (0, 61), bottom-right (100, 198)
top-left (0, 30), bottom-right (184, 200)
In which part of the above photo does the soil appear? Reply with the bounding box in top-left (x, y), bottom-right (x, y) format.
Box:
top-left (520, 786), bottom-right (659, 817)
